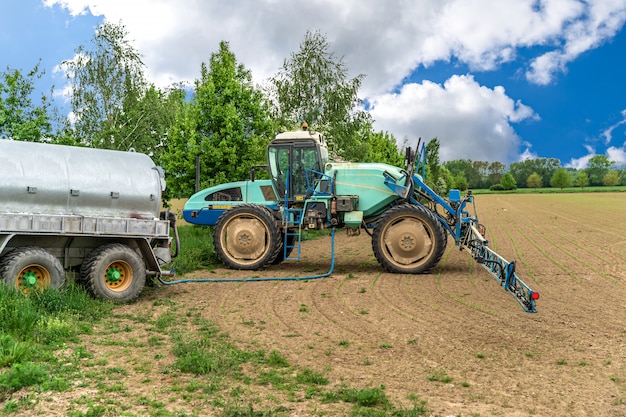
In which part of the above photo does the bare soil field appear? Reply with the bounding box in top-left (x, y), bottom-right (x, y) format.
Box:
top-left (29, 193), bottom-right (626, 416)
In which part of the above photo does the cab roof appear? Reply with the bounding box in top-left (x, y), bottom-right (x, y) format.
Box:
top-left (273, 130), bottom-right (326, 146)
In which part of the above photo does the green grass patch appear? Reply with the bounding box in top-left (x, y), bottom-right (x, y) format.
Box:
top-left (0, 283), bottom-right (115, 405)
top-left (168, 225), bottom-right (219, 274)
top-left (0, 283), bottom-right (432, 416)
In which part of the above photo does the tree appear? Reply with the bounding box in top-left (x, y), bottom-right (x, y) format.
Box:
top-left (526, 172), bottom-right (543, 188)
top-left (509, 158), bottom-right (560, 188)
top-left (0, 64), bottom-right (52, 141)
top-left (364, 131), bottom-right (403, 166)
top-left (62, 21), bottom-right (149, 149)
top-left (444, 159), bottom-right (472, 183)
top-left (161, 41), bottom-right (272, 199)
top-left (425, 138), bottom-right (441, 182)
top-left (472, 160), bottom-right (489, 188)
top-left (487, 161), bottom-right (505, 187)
top-left (575, 171), bottom-right (589, 189)
top-left (443, 159), bottom-right (485, 189)
top-left (439, 166), bottom-right (455, 194)
top-left (436, 177), bottom-right (449, 195)
top-left (603, 170), bottom-right (620, 187)
top-left (586, 155), bottom-right (613, 186)
top-left (454, 172), bottom-right (468, 191)
top-left (160, 101), bottom-right (198, 199)
top-left (268, 30), bottom-right (371, 161)
top-left (550, 168), bottom-right (573, 189)
top-left (500, 172), bottom-right (517, 190)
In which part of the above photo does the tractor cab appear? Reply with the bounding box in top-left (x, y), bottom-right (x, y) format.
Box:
top-left (267, 125), bottom-right (329, 204)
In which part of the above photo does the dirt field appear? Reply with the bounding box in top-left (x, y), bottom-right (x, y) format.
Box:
top-left (31, 193), bottom-right (626, 416)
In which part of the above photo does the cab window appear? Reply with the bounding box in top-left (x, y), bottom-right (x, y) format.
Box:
top-left (204, 187), bottom-right (242, 201)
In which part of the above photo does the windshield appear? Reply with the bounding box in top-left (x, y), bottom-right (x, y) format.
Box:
top-left (268, 140), bottom-right (324, 200)
top-left (268, 146), bottom-right (289, 198)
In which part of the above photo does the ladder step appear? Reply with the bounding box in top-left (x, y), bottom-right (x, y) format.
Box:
top-left (282, 207), bottom-right (303, 260)
top-left (284, 230), bottom-right (301, 261)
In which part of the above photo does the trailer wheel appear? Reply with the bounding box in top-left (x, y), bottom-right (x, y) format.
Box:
top-left (214, 204), bottom-right (281, 270)
top-left (80, 243), bottom-right (145, 302)
top-left (0, 246), bottom-right (65, 294)
top-left (372, 205), bottom-right (447, 274)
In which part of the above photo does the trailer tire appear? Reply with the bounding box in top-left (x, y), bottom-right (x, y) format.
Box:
top-left (372, 204), bottom-right (447, 274)
top-left (0, 246), bottom-right (65, 294)
top-left (214, 204), bottom-right (281, 270)
top-left (80, 243), bottom-right (145, 302)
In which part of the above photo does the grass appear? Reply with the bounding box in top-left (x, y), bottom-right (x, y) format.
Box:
top-left (168, 225), bottom-right (219, 275)
top-left (0, 284), bottom-right (113, 407)
top-left (168, 225), bottom-right (334, 276)
top-left (427, 369), bottom-right (453, 384)
top-left (0, 283), bottom-right (432, 416)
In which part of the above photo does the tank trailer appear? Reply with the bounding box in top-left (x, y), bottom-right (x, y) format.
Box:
top-left (184, 127), bottom-right (539, 312)
top-left (0, 140), bottom-right (178, 302)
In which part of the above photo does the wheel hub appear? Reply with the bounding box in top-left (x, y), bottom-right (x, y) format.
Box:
top-left (237, 233), bottom-right (252, 246)
top-left (384, 218), bottom-right (432, 265)
top-left (399, 235), bottom-right (416, 250)
top-left (16, 264), bottom-right (51, 294)
top-left (106, 267), bottom-right (122, 283)
top-left (22, 271), bottom-right (39, 288)
top-left (226, 218), bottom-right (267, 259)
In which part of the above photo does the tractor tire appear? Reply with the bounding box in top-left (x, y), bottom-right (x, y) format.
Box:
top-left (80, 243), bottom-right (146, 302)
top-left (272, 232), bottom-right (296, 265)
top-left (372, 204), bottom-right (447, 274)
top-left (213, 204), bottom-right (282, 270)
top-left (0, 246), bottom-right (65, 294)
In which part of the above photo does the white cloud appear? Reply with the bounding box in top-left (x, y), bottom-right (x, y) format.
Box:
top-left (41, 0), bottom-right (626, 163)
top-left (519, 147), bottom-right (539, 161)
top-left (607, 144), bottom-right (626, 164)
top-left (42, 0), bottom-right (89, 16)
top-left (42, 0), bottom-right (626, 95)
top-left (565, 144), bottom-right (596, 169)
top-left (601, 109), bottom-right (626, 145)
top-left (565, 138), bottom-right (626, 168)
top-left (527, 2), bottom-right (626, 85)
top-left (368, 75), bottom-right (537, 163)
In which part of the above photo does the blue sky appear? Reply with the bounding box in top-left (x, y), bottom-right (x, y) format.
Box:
top-left (2, 0), bottom-right (626, 168)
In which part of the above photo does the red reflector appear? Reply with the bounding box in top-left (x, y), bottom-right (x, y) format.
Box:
top-left (531, 292), bottom-right (540, 300)
top-left (191, 211), bottom-right (197, 218)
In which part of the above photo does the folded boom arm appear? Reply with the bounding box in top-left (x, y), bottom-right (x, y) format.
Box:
top-left (460, 223), bottom-right (539, 313)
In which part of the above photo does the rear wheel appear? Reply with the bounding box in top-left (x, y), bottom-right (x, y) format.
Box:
top-left (80, 243), bottom-right (145, 302)
top-left (213, 204), bottom-right (281, 270)
top-left (372, 205), bottom-right (447, 274)
top-left (0, 246), bottom-right (65, 294)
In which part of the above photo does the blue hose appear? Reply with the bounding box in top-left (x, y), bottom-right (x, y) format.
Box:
top-left (157, 228), bottom-right (336, 285)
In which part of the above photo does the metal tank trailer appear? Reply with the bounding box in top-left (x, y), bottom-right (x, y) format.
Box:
top-left (0, 139), bottom-right (178, 302)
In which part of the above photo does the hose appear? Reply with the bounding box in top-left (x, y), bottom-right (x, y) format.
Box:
top-left (160, 210), bottom-right (180, 258)
top-left (157, 228), bottom-right (336, 285)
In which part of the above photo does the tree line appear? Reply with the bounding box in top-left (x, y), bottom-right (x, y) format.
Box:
top-left (1, 22), bottom-right (624, 200)
top-left (433, 153), bottom-right (624, 193)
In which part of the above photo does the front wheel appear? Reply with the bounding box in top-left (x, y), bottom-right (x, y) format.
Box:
top-left (372, 205), bottom-right (447, 274)
top-left (213, 204), bottom-right (281, 270)
top-left (80, 243), bottom-right (146, 302)
top-left (0, 246), bottom-right (65, 294)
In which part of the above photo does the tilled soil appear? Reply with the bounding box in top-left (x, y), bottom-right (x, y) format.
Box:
top-left (23, 193), bottom-right (626, 416)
